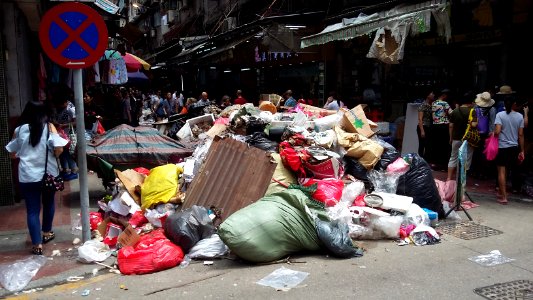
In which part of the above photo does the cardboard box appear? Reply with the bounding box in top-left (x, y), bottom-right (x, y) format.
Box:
top-left (114, 170), bottom-right (143, 205)
top-left (340, 105), bottom-right (375, 138)
top-left (117, 225), bottom-right (141, 247)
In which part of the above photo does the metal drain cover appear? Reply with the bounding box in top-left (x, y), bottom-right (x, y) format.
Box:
top-left (474, 280), bottom-right (533, 300)
top-left (438, 221), bottom-right (503, 240)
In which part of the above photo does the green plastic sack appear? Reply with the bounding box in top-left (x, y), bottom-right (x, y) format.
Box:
top-left (141, 164), bottom-right (183, 210)
top-left (218, 189), bottom-right (326, 263)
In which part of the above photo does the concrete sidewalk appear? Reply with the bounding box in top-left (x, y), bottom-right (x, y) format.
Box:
top-left (0, 170), bottom-right (531, 298)
top-left (0, 173), bottom-right (111, 298)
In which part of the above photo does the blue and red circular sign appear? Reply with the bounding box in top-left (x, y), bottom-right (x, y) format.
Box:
top-left (39, 2), bottom-right (108, 69)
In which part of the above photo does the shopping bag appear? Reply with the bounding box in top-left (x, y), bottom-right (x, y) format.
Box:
top-left (68, 123), bottom-right (77, 155)
top-left (483, 134), bottom-right (499, 161)
top-left (92, 119), bottom-right (106, 135)
top-left (462, 109), bottom-right (481, 147)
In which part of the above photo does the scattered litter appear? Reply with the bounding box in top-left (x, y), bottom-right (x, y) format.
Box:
top-left (92, 268), bottom-right (98, 276)
top-left (203, 261), bottom-right (214, 266)
top-left (52, 250), bottom-right (61, 257)
top-left (68, 248), bottom-right (73, 252)
top-left (72, 290), bottom-right (78, 294)
top-left (359, 266), bottom-right (367, 269)
top-left (119, 284), bottom-right (128, 290)
top-left (67, 276), bottom-right (84, 282)
top-left (22, 288), bottom-right (36, 294)
top-left (95, 288), bottom-right (101, 291)
top-left (73, 238), bottom-right (81, 245)
top-left (0, 256), bottom-right (48, 292)
top-left (468, 250), bottom-right (515, 267)
top-left (81, 289), bottom-right (91, 296)
top-left (179, 255), bottom-right (191, 268)
top-left (36, 288), bottom-right (43, 291)
top-left (256, 267), bottom-right (309, 291)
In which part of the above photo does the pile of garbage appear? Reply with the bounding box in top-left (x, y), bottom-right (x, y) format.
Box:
top-left (76, 101), bottom-right (458, 275)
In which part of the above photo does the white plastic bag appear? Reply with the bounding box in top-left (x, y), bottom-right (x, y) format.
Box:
top-left (256, 267), bottom-right (309, 291)
top-left (404, 203), bottom-right (430, 226)
top-left (340, 181), bottom-right (365, 204)
top-left (78, 240), bottom-right (111, 263)
top-left (188, 234), bottom-right (229, 259)
top-left (0, 256), bottom-right (47, 292)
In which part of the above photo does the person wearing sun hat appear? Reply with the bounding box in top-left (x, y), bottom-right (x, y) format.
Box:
top-left (469, 91), bottom-right (498, 179)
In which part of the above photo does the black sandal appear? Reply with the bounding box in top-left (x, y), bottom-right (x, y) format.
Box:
top-left (31, 246), bottom-right (43, 255)
top-left (42, 232), bottom-right (55, 244)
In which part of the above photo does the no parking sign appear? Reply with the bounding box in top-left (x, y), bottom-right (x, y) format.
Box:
top-left (39, 2), bottom-right (108, 69)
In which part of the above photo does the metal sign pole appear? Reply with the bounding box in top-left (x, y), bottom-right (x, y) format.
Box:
top-left (73, 69), bottom-right (91, 241)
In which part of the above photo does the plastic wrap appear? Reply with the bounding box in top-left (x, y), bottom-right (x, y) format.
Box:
top-left (468, 250), bottom-right (515, 267)
top-left (340, 181), bottom-right (365, 204)
top-left (78, 240), bottom-right (112, 263)
top-left (368, 170), bottom-right (403, 193)
top-left (187, 234), bottom-right (229, 259)
top-left (404, 204), bottom-right (430, 227)
top-left (0, 256), bottom-right (47, 292)
top-left (256, 267), bottom-right (309, 291)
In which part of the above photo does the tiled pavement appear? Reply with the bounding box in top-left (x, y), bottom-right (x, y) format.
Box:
top-left (0, 173), bottom-right (109, 297)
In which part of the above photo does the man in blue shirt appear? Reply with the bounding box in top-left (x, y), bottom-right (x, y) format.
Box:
top-left (283, 90), bottom-right (297, 107)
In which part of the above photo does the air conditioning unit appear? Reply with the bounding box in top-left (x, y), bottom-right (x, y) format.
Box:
top-left (167, 9), bottom-right (177, 25)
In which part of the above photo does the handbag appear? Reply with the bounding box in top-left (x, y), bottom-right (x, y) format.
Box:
top-left (68, 123), bottom-right (77, 155)
top-left (42, 124), bottom-right (65, 193)
top-left (462, 108), bottom-right (481, 147)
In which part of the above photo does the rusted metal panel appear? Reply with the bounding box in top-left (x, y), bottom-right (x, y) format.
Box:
top-left (183, 137), bottom-right (277, 221)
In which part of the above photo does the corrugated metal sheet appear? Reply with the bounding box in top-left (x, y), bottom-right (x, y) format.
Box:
top-left (183, 137), bottom-right (277, 221)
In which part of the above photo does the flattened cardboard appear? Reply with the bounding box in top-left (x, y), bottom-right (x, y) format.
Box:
top-left (115, 170), bottom-right (142, 205)
top-left (117, 225), bottom-right (141, 247)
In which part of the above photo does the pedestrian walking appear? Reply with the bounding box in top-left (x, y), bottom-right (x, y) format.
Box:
top-left (417, 89), bottom-right (435, 160)
top-left (494, 95), bottom-right (525, 204)
top-left (430, 89), bottom-right (453, 170)
top-left (5, 101), bottom-right (68, 255)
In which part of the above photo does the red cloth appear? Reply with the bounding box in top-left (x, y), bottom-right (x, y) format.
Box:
top-left (234, 96), bottom-right (247, 105)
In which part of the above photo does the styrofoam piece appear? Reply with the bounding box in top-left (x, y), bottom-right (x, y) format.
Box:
top-left (372, 192), bottom-right (413, 213)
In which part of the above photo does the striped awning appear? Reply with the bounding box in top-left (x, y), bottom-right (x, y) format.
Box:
top-left (301, 0), bottom-right (447, 48)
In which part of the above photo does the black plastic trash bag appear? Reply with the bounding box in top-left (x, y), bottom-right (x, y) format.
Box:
top-left (246, 132), bottom-right (279, 152)
top-left (246, 116), bottom-right (268, 135)
top-left (164, 205), bottom-right (215, 253)
top-left (396, 154), bottom-right (445, 218)
top-left (344, 157), bottom-right (370, 182)
top-left (374, 138), bottom-right (400, 171)
top-left (315, 219), bottom-right (362, 258)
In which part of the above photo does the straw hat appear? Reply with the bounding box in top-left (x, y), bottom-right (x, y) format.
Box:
top-left (497, 85), bottom-right (514, 94)
top-left (475, 92), bottom-right (495, 108)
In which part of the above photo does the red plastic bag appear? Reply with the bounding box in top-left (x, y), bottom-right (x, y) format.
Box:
top-left (95, 120), bottom-right (106, 134)
top-left (483, 134), bottom-right (499, 161)
top-left (129, 210), bottom-right (149, 228)
top-left (118, 229), bottom-right (184, 275)
top-left (89, 212), bottom-right (103, 231)
top-left (303, 157), bottom-right (344, 179)
top-left (300, 178), bottom-right (344, 207)
top-left (133, 167), bottom-right (150, 176)
top-left (279, 142), bottom-right (305, 176)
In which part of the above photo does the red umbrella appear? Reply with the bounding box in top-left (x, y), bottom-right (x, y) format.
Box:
top-left (122, 53), bottom-right (151, 72)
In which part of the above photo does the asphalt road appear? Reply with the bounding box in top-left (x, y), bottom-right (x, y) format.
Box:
top-left (10, 192), bottom-right (533, 300)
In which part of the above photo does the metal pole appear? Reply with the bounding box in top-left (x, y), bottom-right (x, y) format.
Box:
top-left (73, 69), bottom-right (91, 242)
